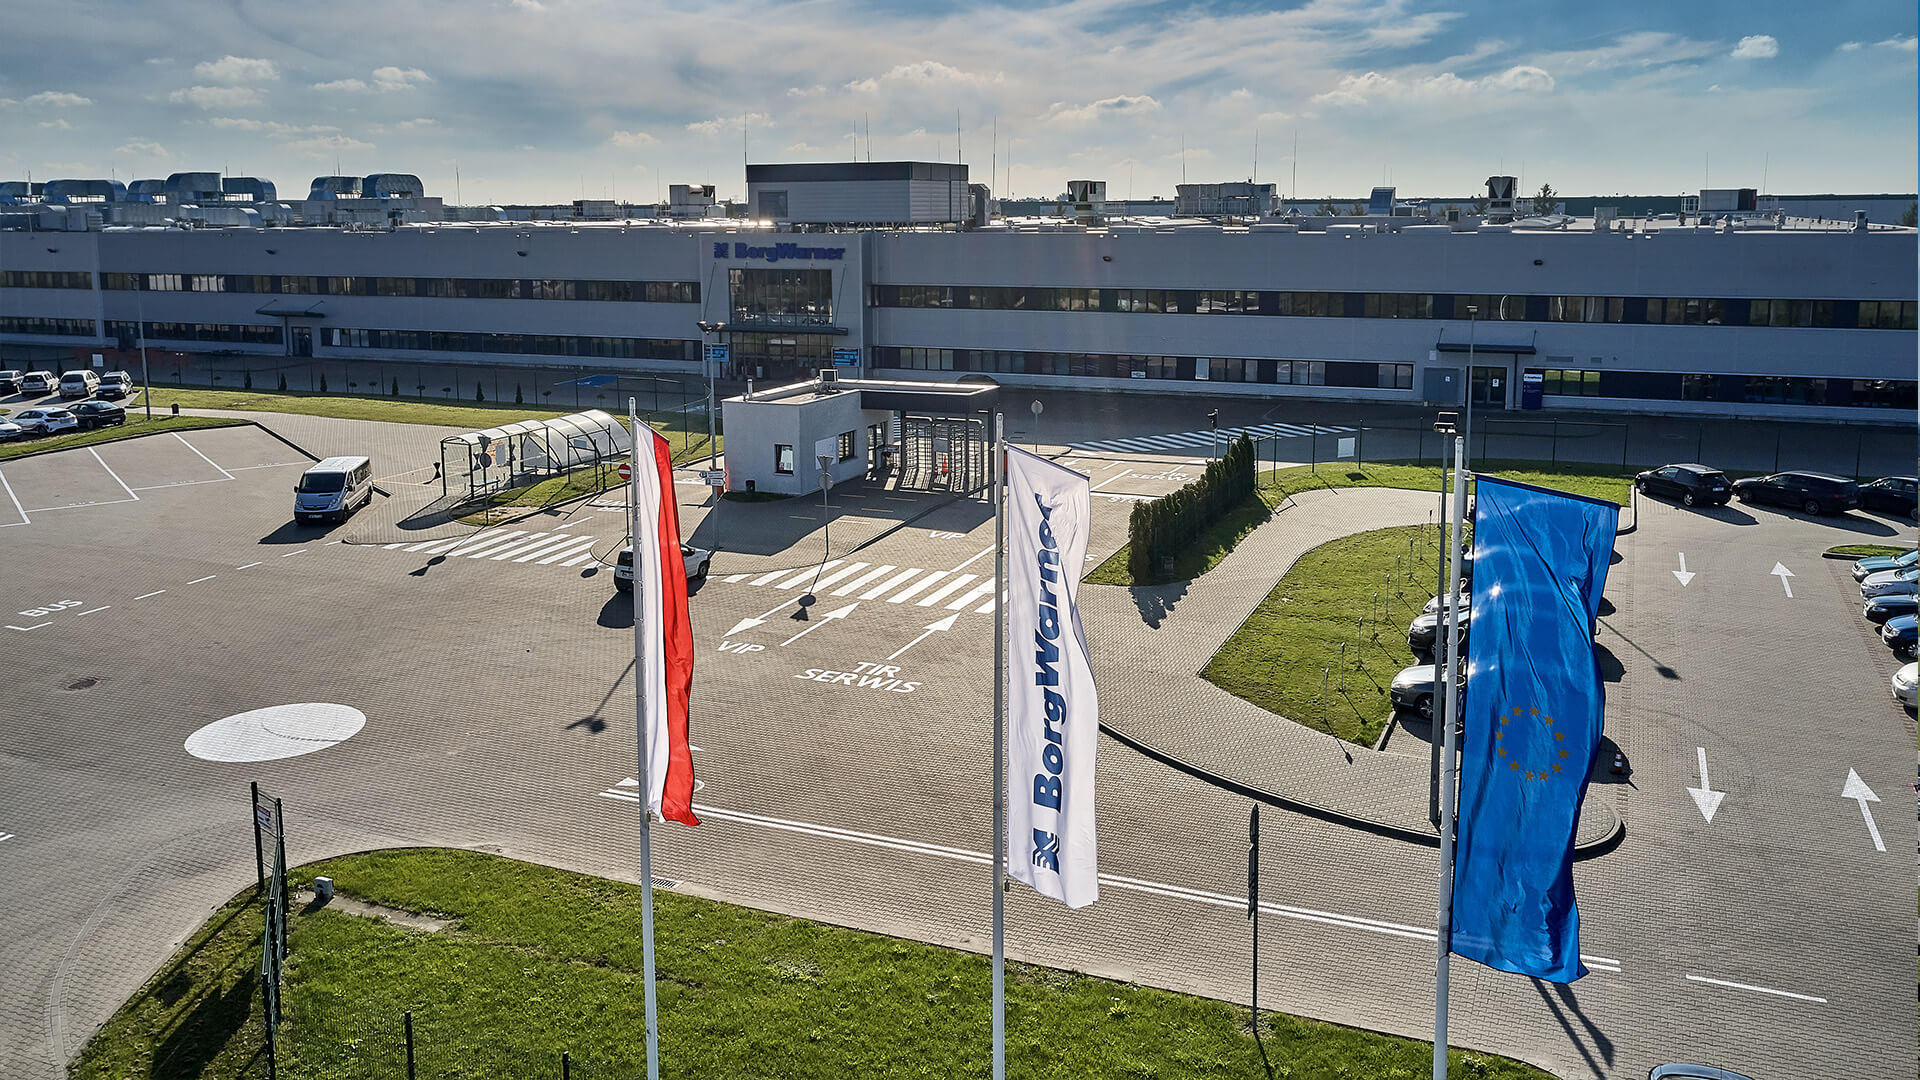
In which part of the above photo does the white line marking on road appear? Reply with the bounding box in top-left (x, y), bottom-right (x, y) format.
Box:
top-left (0, 466), bottom-right (28, 528)
top-left (226, 462), bottom-right (305, 471)
top-left (886, 570), bottom-right (949, 604)
top-left (6, 622), bottom-right (50, 631)
top-left (950, 546), bottom-right (996, 573)
top-left (483, 533), bottom-right (562, 560)
top-left (945, 578), bottom-right (999, 611)
top-left (451, 530), bottom-right (532, 558)
top-left (1672, 552), bottom-right (1695, 587)
top-left (134, 590), bottom-right (167, 600)
top-left (916, 573), bottom-right (976, 607)
top-left (540, 542), bottom-right (600, 565)
top-left (76, 606), bottom-right (110, 616)
top-left (554, 550), bottom-right (600, 568)
top-left (0, 833), bottom-right (12, 842)
top-left (723, 573), bottom-right (749, 583)
top-left (1841, 768), bottom-right (1885, 852)
top-left (832, 564), bottom-right (897, 596)
top-left (859, 567), bottom-right (924, 600)
top-left (280, 549), bottom-right (306, 558)
top-left (173, 433), bottom-right (236, 479)
top-left (775, 561), bottom-right (843, 590)
top-left (1770, 561), bottom-right (1794, 597)
top-left (405, 535), bottom-right (466, 554)
top-left (325, 539), bottom-right (344, 545)
top-left (235, 562), bottom-right (262, 570)
top-left (888, 613), bottom-right (959, 660)
top-left (510, 535), bottom-right (592, 562)
top-left (1685, 974), bottom-right (1826, 1003)
top-left (724, 598), bottom-right (801, 637)
top-left (186, 575), bottom-right (218, 585)
top-left (809, 562), bottom-right (872, 591)
top-left (750, 567), bottom-right (796, 587)
top-left (779, 602), bottom-right (857, 646)
top-left (1090, 469), bottom-right (1134, 491)
top-left (1686, 746), bottom-right (1726, 823)
top-left (89, 448), bottom-right (139, 500)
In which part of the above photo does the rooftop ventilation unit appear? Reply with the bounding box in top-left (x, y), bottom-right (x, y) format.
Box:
top-left (1485, 176), bottom-right (1516, 223)
top-left (816, 368), bottom-right (839, 392)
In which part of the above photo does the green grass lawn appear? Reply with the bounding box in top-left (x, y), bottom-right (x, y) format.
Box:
top-left (1827, 543), bottom-right (1908, 558)
top-left (73, 849), bottom-right (1552, 1080)
top-left (0, 414), bottom-right (247, 462)
top-left (1085, 486), bottom-right (1286, 586)
top-left (458, 468), bottom-right (619, 523)
top-left (1203, 525), bottom-right (1451, 746)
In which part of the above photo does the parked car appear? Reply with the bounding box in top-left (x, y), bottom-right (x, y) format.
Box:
top-left (1422, 590), bottom-right (1470, 616)
top-left (1864, 594), bottom-right (1919, 624)
top-left (57, 369), bottom-right (99, 399)
top-left (1892, 662), bottom-right (1918, 708)
top-left (11, 406), bottom-right (79, 434)
top-left (16, 371), bottom-right (57, 396)
top-left (1851, 547), bottom-right (1918, 581)
top-left (1648, 1066), bottom-right (1757, 1080)
top-left (0, 417), bottom-right (22, 442)
top-left (69, 400), bottom-right (126, 429)
top-left (1860, 565), bottom-right (1919, 599)
top-left (614, 542), bottom-right (712, 592)
top-left (1731, 471), bottom-right (1862, 515)
top-left (1634, 463), bottom-right (1733, 507)
top-left (1858, 475), bottom-right (1918, 521)
top-left (1880, 614), bottom-right (1918, 660)
top-left (94, 371), bottom-right (135, 400)
top-left (1389, 663), bottom-right (1469, 723)
top-left (1407, 608), bottom-right (1473, 656)
top-left (0, 370), bottom-right (21, 394)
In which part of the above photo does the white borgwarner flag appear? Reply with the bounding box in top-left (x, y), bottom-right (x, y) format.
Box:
top-left (1005, 446), bottom-right (1100, 908)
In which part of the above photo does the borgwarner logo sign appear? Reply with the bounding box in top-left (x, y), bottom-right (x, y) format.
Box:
top-left (714, 241), bottom-right (846, 263)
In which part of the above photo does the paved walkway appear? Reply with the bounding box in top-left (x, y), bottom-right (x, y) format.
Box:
top-left (1082, 485), bottom-right (1622, 849)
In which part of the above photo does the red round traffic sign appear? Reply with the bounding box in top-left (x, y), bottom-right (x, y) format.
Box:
top-left (617, 462), bottom-right (632, 481)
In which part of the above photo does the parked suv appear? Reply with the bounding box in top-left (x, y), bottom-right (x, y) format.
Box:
top-left (1731, 471), bottom-right (1862, 515)
top-left (58, 370), bottom-right (100, 399)
top-left (1859, 475), bottom-right (1918, 521)
top-left (95, 371), bottom-right (135, 400)
top-left (12, 407), bottom-right (79, 434)
top-left (17, 371), bottom-right (57, 395)
top-left (614, 543), bottom-right (712, 592)
top-left (0, 370), bottom-right (21, 394)
top-left (1634, 463), bottom-right (1732, 507)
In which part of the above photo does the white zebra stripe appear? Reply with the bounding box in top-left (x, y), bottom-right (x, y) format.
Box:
top-left (915, 573), bottom-right (977, 607)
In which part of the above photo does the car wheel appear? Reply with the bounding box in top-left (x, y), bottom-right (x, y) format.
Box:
top-left (1801, 498), bottom-right (1821, 515)
top-left (1635, 480), bottom-right (1648, 494)
top-left (1682, 491), bottom-right (1696, 507)
top-left (693, 560), bottom-right (709, 581)
top-left (1416, 695), bottom-right (1433, 723)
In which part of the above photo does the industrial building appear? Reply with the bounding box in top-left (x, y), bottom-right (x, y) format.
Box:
top-left (0, 165), bottom-right (1913, 422)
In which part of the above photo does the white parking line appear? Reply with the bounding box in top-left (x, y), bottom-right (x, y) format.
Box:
top-left (75, 606), bottom-right (110, 616)
top-left (133, 590), bottom-right (167, 600)
top-left (235, 562), bottom-right (262, 570)
top-left (173, 433), bottom-right (236, 479)
top-left (280, 549), bottom-right (306, 558)
top-left (227, 461), bottom-right (306, 471)
top-left (0, 467), bottom-right (27, 528)
top-left (88, 448), bottom-right (140, 501)
top-left (5, 622), bottom-right (50, 632)
top-left (187, 575), bottom-right (216, 584)
top-left (1685, 974), bottom-right (1826, 1003)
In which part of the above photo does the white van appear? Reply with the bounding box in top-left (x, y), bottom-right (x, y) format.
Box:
top-left (58, 370), bottom-right (100, 400)
top-left (293, 456), bottom-right (374, 523)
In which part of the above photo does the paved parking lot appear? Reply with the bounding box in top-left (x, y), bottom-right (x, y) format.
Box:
top-left (0, 413), bottom-right (1913, 1080)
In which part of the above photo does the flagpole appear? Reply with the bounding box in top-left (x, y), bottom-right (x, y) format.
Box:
top-left (630, 397), bottom-right (662, 1080)
top-left (990, 411), bottom-right (1008, 1080)
top-left (1432, 435), bottom-right (1467, 1080)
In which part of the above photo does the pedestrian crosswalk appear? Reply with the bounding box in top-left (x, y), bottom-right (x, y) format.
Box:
top-left (719, 559), bottom-right (1004, 614)
top-left (1070, 422), bottom-right (1354, 455)
top-left (375, 528), bottom-right (615, 568)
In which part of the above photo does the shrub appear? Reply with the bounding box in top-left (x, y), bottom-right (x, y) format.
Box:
top-left (318, 373), bottom-right (328, 393)
top-left (277, 372), bottom-right (287, 391)
top-left (1127, 435), bottom-right (1256, 580)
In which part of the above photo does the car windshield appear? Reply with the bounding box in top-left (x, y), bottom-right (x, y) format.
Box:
top-left (298, 472), bottom-right (346, 494)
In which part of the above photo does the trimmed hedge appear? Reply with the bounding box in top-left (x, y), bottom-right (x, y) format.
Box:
top-left (1127, 434), bottom-right (1257, 580)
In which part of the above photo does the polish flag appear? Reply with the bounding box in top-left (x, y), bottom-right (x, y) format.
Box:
top-left (631, 425), bottom-right (699, 826)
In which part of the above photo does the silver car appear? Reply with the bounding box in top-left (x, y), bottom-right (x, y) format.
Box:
top-left (1893, 662), bottom-right (1917, 708)
top-left (613, 543), bottom-right (712, 593)
top-left (12, 407), bottom-right (79, 434)
top-left (1860, 565), bottom-right (1919, 599)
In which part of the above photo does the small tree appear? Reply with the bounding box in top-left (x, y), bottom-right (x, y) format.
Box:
top-left (515, 383), bottom-right (524, 404)
top-left (1534, 182), bottom-right (1559, 215)
top-left (277, 372), bottom-right (287, 391)
top-left (1902, 201), bottom-right (1917, 228)
top-left (1347, 202), bottom-right (1366, 216)
top-left (318, 373), bottom-right (328, 393)
top-left (475, 383), bottom-right (486, 402)
top-left (243, 370), bottom-right (253, 389)
top-left (1318, 198), bottom-right (1338, 216)
top-left (391, 376), bottom-right (400, 396)
top-left (1471, 196), bottom-right (1489, 216)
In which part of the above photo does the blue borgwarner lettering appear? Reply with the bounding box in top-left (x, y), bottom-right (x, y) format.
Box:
top-left (713, 241), bottom-right (845, 263)
top-left (1029, 493), bottom-right (1066, 872)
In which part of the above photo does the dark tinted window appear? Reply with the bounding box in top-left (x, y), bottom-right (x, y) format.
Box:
top-left (298, 472), bottom-right (346, 493)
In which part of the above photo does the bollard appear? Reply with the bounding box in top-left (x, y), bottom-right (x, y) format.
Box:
top-left (562, 1051), bottom-right (571, 1080)
top-left (404, 1011), bottom-right (416, 1080)
top-left (1338, 643), bottom-right (1347, 689)
top-left (170, 402), bottom-right (180, 416)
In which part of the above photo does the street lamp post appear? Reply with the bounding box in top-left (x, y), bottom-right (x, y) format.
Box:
top-left (1208, 409), bottom-right (1220, 460)
top-left (1462, 305), bottom-right (1477, 472)
top-left (135, 289), bottom-right (153, 420)
top-left (695, 320), bottom-right (726, 477)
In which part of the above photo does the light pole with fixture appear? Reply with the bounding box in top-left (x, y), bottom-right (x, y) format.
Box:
top-left (1208, 409), bottom-right (1220, 460)
top-left (1462, 305), bottom-right (1477, 470)
top-left (695, 320), bottom-right (724, 473)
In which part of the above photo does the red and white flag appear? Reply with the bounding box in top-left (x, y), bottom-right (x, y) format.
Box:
top-left (631, 426), bottom-right (699, 826)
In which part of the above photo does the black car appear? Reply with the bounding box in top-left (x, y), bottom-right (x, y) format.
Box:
top-left (1881, 615), bottom-right (1918, 660)
top-left (69, 400), bottom-right (126, 429)
top-left (1859, 475), bottom-right (1918, 521)
top-left (1634, 463), bottom-right (1732, 507)
top-left (1407, 608), bottom-right (1472, 656)
top-left (1863, 593), bottom-right (1919, 624)
top-left (1731, 471), bottom-right (1862, 515)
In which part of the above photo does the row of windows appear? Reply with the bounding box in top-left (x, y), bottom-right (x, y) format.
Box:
top-left (97, 273), bottom-right (700, 303)
top-left (879, 347), bottom-right (1414, 390)
top-left (105, 320), bottom-right (284, 345)
top-left (325, 328), bottom-right (697, 362)
top-left (873, 285), bottom-right (1918, 330)
top-left (1, 270), bottom-right (93, 290)
top-left (0, 315), bottom-right (94, 336)
top-left (1529, 368), bottom-right (1915, 409)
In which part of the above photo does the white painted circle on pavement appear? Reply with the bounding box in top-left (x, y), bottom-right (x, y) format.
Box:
top-left (185, 703), bottom-right (367, 762)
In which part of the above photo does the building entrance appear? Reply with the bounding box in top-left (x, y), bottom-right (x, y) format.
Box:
top-left (898, 415), bottom-right (988, 492)
top-left (1470, 365), bottom-right (1507, 410)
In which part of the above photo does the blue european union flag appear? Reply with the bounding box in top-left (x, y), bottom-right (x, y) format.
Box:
top-left (1451, 475), bottom-right (1617, 983)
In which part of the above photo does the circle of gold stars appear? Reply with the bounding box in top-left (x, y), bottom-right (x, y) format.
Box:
top-left (1493, 705), bottom-right (1569, 783)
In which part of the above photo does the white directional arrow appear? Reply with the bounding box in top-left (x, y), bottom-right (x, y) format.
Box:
top-left (724, 599), bottom-right (799, 638)
top-left (1841, 768), bottom-right (1884, 852)
top-left (1770, 562), bottom-right (1795, 598)
top-left (888, 613), bottom-right (961, 661)
top-left (780, 602), bottom-right (858, 647)
top-left (1672, 553), bottom-right (1695, 587)
top-left (1685, 747), bottom-right (1725, 822)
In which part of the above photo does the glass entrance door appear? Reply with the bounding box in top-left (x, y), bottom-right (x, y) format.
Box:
top-left (1470, 365), bottom-right (1507, 410)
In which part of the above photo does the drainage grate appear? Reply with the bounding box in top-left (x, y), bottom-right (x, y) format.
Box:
top-left (64, 678), bottom-right (98, 691)
top-left (650, 876), bottom-right (679, 891)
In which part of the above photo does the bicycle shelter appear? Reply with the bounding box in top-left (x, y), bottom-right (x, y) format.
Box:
top-left (438, 409), bottom-right (631, 504)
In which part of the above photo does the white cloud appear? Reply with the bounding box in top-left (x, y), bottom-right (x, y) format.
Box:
top-left (1313, 64), bottom-right (1553, 105)
top-left (313, 78), bottom-right (368, 92)
top-left (608, 129), bottom-right (658, 148)
top-left (146, 56), bottom-right (174, 65)
top-left (36, 118), bottom-right (71, 130)
top-left (371, 66), bottom-right (432, 91)
top-left (510, 0), bottom-right (545, 9)
top-left (1730, 35), bottom-right (1778, 60)
top-left (194, 55), bottom-right (279, 82)
top-left (22, 90), bottom-right (92, 108)
top-left (115, 140), bottom-right (169, 158)
top-left (286, 134), bottom-right (375, 157)
top-left (210, 117), bottom-right (339, 136)
top-left (845, 60), bottom-right (1000, 94)
top-left (785, 84), bottom-right (829, 98)
top-left (1837, 41), bottom-right (1863, 51)
top-left (1878, 35), bottom-right (1917, 51)
top-left (1042, 94), bottom-right (1162, 124)
top-left (170, 85), bottom-right (262, 109)
top-left (686, 112), bottom-right (769, 135)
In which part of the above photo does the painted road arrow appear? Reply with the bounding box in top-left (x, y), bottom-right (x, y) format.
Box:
top-left (1770, 562), bottom-right (1795, 598)
top-left (1672, 553), bottom-right (1695, 587)
top-left (780, 602), bottom-right (858, 647)
top-left (887, 613), bottom-right (961, 661)
top-left (1841, 769), bottom-right (1884, 852)
top-left (1685, 747), bottom-right (1725, 822)
top-left (723, 598), bottom-right (799, 638)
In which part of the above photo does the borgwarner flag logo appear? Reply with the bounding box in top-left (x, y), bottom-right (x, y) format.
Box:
top-left (714, 241), bottom-right (845, 263)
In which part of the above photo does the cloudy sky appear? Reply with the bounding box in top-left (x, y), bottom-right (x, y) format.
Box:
top-left (1, 0), bottom-right (1913, 205)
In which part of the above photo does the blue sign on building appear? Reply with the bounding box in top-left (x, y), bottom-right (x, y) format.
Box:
top-left (712, 241), bottom-right (845, 263)
top-left (704, 343), bottom-right (729, 367)
top-left (831, 348), bottom-right (860, 367)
